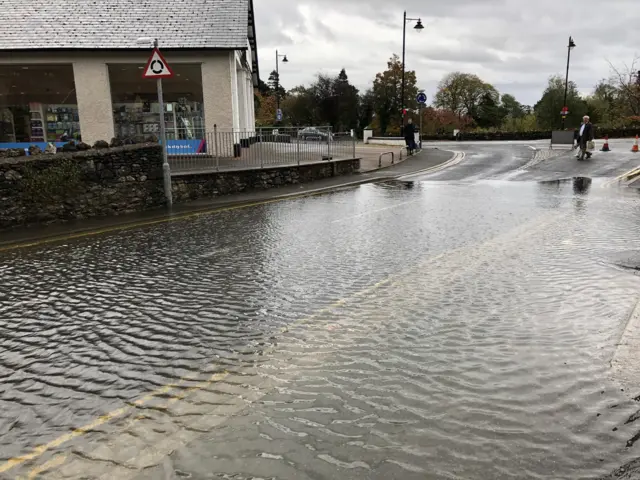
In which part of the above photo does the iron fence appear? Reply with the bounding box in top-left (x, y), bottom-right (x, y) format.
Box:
top-left (167, 126), bottom-right (357, 174)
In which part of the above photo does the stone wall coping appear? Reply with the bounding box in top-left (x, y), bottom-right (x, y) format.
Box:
top-left (171, 157), bottom-right (363, 177)
top-left (0, 143), bottom-right (162, 166)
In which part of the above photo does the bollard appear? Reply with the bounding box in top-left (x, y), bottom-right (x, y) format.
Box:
top-left (214, 124), bottom-right (219, 171)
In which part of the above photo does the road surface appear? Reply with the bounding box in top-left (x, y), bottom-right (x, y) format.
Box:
top-left (2, 142), bottom-right (640, 479)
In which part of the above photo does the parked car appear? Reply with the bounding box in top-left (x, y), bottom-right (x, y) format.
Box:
top-left (298, 127), bottom-right (333, 141)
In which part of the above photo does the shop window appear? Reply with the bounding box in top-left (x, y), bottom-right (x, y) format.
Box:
top-left (0, 64), bottom-right (80, 144)
top-left (108, 63), bottom-right (205, 140)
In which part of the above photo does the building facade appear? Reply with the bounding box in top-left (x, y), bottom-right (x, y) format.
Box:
top-left (0, 0), bottom-right (259, 152)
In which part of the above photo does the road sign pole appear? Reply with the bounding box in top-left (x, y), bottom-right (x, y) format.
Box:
top-left (144, 39), bottom-right (173, 207)
top-left (419, 102), bottom-right (423, 150)
top-left (157, 75), bottom-right (172, 207)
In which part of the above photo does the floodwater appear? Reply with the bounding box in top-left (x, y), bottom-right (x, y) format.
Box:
top-left (2, 174), bottom-right (640, 479)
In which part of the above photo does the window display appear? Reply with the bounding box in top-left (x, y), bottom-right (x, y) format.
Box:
top-left (109, 63), bottom-right (205, 142)
top-left (113, 97), bottom-right (204, 140)
top-left (0, 65), bottom-right (80, 146)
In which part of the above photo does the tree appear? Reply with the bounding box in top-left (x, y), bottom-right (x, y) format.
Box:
top-left (583, 80), bottom-right (620, 125)
top-left (255, 92), bottom-right (277, 126)
top-left (281, 86), bottom-right (317, 126)
top-left (475, 92), bottom-right (506, 129)
top-left (267, 70), bottom-right (286, 102)
top-left (608, 57), bottom-right (640, 118)
top-left (278, 69), bottom-right (361, 131)
top-left (533, 75), bottom-right (587, 129)
top-left (420, 106), bottom-right (474, 135)
top-left (358, 89), bottom-right (375, 133)
top-left (500, 94), bottom-right (526, 119)
top-left (434, 72), bottom-right (498, 121)
top-left (371, 54), bottom-right (418, 135)
top-left (333, 69), bottom-right (360, 132)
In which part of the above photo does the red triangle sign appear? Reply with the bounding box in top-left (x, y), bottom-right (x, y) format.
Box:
top-left (143, 48), bottom-right (174, 78)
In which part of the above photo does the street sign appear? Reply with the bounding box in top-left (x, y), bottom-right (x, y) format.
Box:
top-left (276, 109), bottom-right (283, 121)
top-left (560, 106), bottom-right (569, 116)
top-left (417, 92), bottom-right (427, 104)
top-left (142, 48), bottom-right (174, 78)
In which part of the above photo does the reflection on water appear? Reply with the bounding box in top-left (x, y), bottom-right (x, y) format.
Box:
top-left (1, 181), bottom-right (640, 479)
top-left (573, 176), bottom-right (593, 195)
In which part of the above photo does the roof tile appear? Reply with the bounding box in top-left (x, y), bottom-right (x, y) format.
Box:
top-left (1, 0), bottom-right (249, 50)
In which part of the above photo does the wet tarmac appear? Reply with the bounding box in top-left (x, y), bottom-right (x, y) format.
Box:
top-left (2, 143), bottom-right (640, 479)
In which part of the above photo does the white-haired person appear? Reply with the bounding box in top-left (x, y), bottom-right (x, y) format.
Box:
top-left (578, 115), bottom-right (595, 160)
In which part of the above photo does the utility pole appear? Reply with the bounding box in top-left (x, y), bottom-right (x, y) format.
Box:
top-left (561, 36), bottom-right (576, 129)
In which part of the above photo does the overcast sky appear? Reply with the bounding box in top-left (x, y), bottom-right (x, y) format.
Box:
top-left (254, 0), bottom-right (640, 106)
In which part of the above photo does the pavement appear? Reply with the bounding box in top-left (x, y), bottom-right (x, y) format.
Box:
top-left (4, 141), bottom-right (640, 479)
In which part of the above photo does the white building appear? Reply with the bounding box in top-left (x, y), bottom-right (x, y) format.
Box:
top-left (0, 0), bottom-right (259, 147)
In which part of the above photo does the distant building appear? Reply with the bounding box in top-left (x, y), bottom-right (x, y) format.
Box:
top-left (0, 0), bottom-right (260, 149)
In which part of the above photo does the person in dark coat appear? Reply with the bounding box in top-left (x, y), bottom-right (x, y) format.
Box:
top-left (404, 119), bottom-right (416, 155)
top-left (578, 115), bottom-right (595, 160)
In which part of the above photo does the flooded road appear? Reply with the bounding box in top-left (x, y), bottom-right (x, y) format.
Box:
top-left (2, 144), bottom-right (640, 478)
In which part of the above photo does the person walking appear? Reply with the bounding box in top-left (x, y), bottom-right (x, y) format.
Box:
top-left (573, 124), bottom-right (582, 158)
top-left (404, 118), bottom-right (416, 156)
top-left (578, 115), bottom-right (595, 160)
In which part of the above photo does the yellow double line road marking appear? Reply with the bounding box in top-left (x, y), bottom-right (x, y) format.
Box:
top-left (602, 165), bottom-right (640, 188)
top-left (1, 371), bottom-right (229, 476)
top-left (3, 198), bottom-right (557, 478)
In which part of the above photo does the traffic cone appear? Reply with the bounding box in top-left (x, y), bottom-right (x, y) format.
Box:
top-left (632, 135), bottom-right (639, 153)
top-left (601, 135), bottom-right (610, 151)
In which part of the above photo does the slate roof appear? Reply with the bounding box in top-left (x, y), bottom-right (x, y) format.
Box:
top-left (1, 0), bottom-right (250, 50)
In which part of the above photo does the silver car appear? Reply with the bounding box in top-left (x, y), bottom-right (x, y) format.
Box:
top-left (298, 127), bottom-right (333, 141)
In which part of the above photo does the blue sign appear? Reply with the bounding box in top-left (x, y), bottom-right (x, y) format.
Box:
top-left (0, 139), bottom-right (207, 155)
top-left (276, 109), bottom-right (283, 121)
top-left (166, 139), bottom-right (206, 155)
top-left (417, 92), bottom-right (427, 104)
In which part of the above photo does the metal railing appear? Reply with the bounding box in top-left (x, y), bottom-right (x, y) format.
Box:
top-left (378, 151), bottom-right (395, 168)
top-left (167, 126), bottom-right (358, 174)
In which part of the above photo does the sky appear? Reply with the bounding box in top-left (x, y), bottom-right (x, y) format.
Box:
top-left (254, 0), bottom-right (640, 106)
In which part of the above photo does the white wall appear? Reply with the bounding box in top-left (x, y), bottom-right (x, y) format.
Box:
top-left (201, 51), bottom-right (234, 131)
top-left (0, 49), bottom-right (251, 138)
top-left (72, 60), bottom-right (115, 144)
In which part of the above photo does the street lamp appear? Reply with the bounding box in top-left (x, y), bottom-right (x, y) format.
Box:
top-left (561, 36), bottom-right (576, 129)
top-left (275, 50), bottom-right (288, 121)
top-left (137, 36), bottom-right (172, 206)
top-left (401, 12), bottom-right (424, 135)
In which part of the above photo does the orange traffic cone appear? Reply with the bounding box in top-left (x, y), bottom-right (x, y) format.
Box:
top-left (601, 135), bottom-right (610, 151)
top-left (633, 135), bottom-right (639, 153)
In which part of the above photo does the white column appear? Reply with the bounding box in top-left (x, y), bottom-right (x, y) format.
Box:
top-left (201, 52), bottom-right (233, 131)
top-left (72, 60), bottom-right (115, 144)
top-left (236, 67), bottom-right (246, 132)
top-left (231, 54), bottom-right (240, 132)
top-left (246, 75), bottom-right (254, 130)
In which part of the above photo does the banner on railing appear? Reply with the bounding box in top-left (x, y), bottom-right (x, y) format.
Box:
top-left (0, 142), bottom-right (66, 154)
top-left (0, 139), bottom-right (207, 155)
top-left (165, 139), bottom-right (206, 155)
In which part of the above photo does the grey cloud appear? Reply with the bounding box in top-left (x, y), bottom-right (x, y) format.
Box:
top-left (255, 0), bottom-right (640, 105)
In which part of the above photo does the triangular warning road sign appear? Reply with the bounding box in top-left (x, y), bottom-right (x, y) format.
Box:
top-left (142, 48), bottom-right (174, 79)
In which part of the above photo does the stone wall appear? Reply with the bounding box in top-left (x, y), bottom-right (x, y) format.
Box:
top-left (0, 144), bottom-right (165, 230)
top-left (171, 159), bottom-right (360, 202)
top-left (0, 143), bottom-right (360, 230)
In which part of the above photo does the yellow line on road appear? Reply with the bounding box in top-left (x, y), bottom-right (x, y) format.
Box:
top-left (10, 194), bottom-right (552, 477)
top-left (0, 151), bottom-right (462, 254)
top-left (5, 246), bottom-right (430, 476)
top-left (22, 454), bottom-right (67, 480)
top-left (0, 371), bottom-right (228, 476)
top-left (0, 188), bottom-right (359, 254)
top-left (602, 165), bottom-right (640, 188)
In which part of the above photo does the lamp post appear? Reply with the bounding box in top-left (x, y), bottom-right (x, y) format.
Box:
top-left (137, 36), bottom-right (172, 207)
top-left (275, 50), bottom-right (288, 121)
top-left (401, 11), bottom-right (424, 135)
top-left (561, 36), bottom-right (576, 130)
